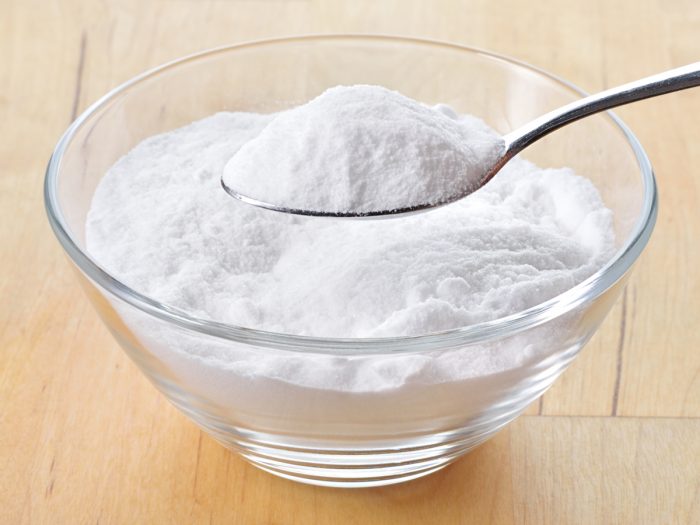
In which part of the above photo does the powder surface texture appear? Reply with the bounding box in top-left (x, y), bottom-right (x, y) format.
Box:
top-left (86, 101), bottom-right (615, 340)
top-left (222, 85), bottom-right (504, 214)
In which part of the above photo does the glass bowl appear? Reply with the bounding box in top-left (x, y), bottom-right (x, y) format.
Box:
top-left (44, 35), bottom-right (657, 488)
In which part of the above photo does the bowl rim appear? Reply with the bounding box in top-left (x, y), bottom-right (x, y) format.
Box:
top-left (44, 34), bottom-right (658, 354)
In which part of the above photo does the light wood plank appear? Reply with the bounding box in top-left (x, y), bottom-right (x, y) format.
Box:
top-left (510, 417), bottom-right (700, 525)
top-left (2, 0), bottom-right (700, 522)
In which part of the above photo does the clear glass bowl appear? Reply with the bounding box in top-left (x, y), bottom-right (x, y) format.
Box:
top-left (44, 35), bottom-right (657, 488)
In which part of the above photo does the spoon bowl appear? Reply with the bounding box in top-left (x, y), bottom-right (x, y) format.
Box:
top-left (220, 176), bottom-right (483, 218)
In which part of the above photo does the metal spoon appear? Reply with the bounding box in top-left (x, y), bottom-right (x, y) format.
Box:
top-left (222, 62), bottom-right (700, 218)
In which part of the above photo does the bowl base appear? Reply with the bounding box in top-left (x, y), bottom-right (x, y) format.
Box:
top-left (200, 421), bottom-right (515, 488)
top-left (249, 458), bottom-right (454, 488)
top-left (234, 438), bottom-right (485, 488)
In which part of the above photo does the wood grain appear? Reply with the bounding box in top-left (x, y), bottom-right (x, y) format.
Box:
top-left (1, 0), bottom-right (699, 523)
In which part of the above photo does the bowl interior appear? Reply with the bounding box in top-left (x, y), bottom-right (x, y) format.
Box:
top-left (48, 35), bottom-right (653, 341)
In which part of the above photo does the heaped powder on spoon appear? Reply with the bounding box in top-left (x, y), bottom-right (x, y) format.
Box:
top-left (222, 85), bottom-right (505, 213)
top-left (87, 85), bottom-right (614, 344)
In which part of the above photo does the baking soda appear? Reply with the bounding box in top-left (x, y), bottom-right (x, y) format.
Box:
top-left (222, 85), bottom-right (504, 213)
top-left (87, 94), bottom-right (614, 342)
top-left (86, 88), bottom-right (615, 393)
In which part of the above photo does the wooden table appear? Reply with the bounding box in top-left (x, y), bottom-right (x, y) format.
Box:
top-left (2, 1), bottom-right (699, 523)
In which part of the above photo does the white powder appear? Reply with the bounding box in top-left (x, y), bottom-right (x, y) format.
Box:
top-left (223, 85), bottom-right (504, 213)
top-left (86, 98), bottom-right (614, 342)
top-left (84, 92), bottom-right (617, 429)
top-left (85, 91), bottom-right (616, 421)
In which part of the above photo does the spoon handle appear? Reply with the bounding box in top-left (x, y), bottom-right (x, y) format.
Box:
top-left (504, 62), bottom-right (700, 158)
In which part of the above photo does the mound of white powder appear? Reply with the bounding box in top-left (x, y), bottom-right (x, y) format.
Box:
top-left (222, 85), bottom-right (504, 214)
top-left (86, 96), bottom-right (615, 340)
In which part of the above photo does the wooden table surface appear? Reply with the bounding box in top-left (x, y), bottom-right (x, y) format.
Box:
top-left (2, 0), bottom-right (699, 523)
